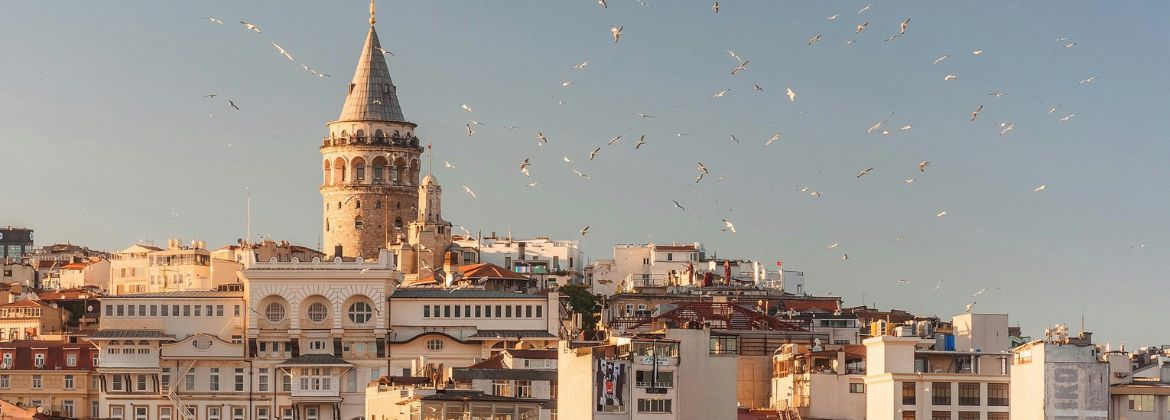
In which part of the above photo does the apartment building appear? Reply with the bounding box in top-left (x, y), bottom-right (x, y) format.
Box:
top-left (0, 338), bottom-right (98, 418)
top-left (452, 349), bottom-right (558, 419)
top-left (771, 343), bottom-right (867, 419)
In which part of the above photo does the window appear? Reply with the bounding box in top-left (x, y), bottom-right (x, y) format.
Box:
top-left (308, 340), bottom-right (326, 351)
top-left (137, 374), bottom-right (147, 391)
top-left (355, 217), bottom-right (363, 230)
top-left (161, 368), bottom-right (171, 392)
top-left (185, 369), bottom-right (196, 391)
top-left (444, 305), bottom-right (451, 317)
top-left (183, 305), bottom-right (190, 316)
top-left (0, 375), bottom-right (8, 388)
top-left (454, 305), bottom-right (461, 318)
top-left (850, 383), bottom-right (865, 393)
top-left (66, 353), bottom-right (77, 367)
top-left (902, 382), bottom-right (916, 405)
top-left (208, 406), bottom-right (221, 420)
top-left (424, 305), bottom-right (430, 317)
top-left (987, 413), bottom-right (1008, 420)
top-left (516, 380), bottom-right (533, 398)
top-left (217, 305), bottom-right (225, 316)
top-left (232, 406), bottom-right (245, 420)
top-left (62, 400), bottom-right (74, 417)
top-left (34, 353), bottom-right (44, 368)
top-left (282, 407), bottom-right (294, 420)
top-left (958, 383), bottom-right (979, 406)
top-left (343, 300), bottom-right (373, 324)
top-left (1131, 394), bottom-right (1156, 411)
top-left (635, 370), bottom-right (674, 388)
top-left (112, 374), bottom-right (124, 391)
top-left (305, 407), bottom-right (319, 420)
top-left (64, 374), bottom-right (75, 389)
top-left (299, 368), bottom-right (332, 391)
top-left (492, 380), bottom-right (511, 396)
top-left (234, 305), bottom-right (241, 317)
top-left (307, 302), bottom-right (327, 323)
top-left (958, 413), bottom-right (980, 420)
top-left (426, 339), bottom-right (444, 351)
top-left (506, 305), bottom-right (512, 317)
top-left (485, 305), bottom-right (493, 317)
top-left (536, 305), bottom-right (542, 318)
top-left (256, 407), bottom-right (269, 420)
top-left (637, 398), bottom-right (672, 413)
top-left (525, 305), bottom-right (533, 317)
top-left (194, 305), bottom-right (202, 316)
top-left (475, 305), bottom-right (482, 317)
top-left (931, 412), bottom-right (951, 420)
top-left (932, 382), bottom-right (951, 405)
top-left (31, 374), bottom-right (41, 389)
top-left (265, 302), bottom-right (286, 323)
top-left (150, 305), bottom-right (158, 316)
top-left (902, 412), bottom-right (916, 420)
top-left (160, 407), bottom-right (173, 420)
top-left (988, 383), bottom-right (1009, 406)
top-left (234, 367), bottom-right (245, 391)
top-left (210, 367), bottom-right (221, 391)
top-left (258, 368), bottom-right (270, 392)
top-left (110, 406), bottom-right (124, 419)
top-left (281, 370), bottom-right (292, 392)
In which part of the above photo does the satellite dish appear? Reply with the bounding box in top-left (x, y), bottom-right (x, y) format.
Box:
top-left (86, 305), bottom-right (94, 312)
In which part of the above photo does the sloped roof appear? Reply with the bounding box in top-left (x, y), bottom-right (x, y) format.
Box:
top-left (414, 263), bottom-right (531, 285)
top-left (506, 349), bottom-right (557, 360)
top-left (279, 354), bottom-right (353, 367)
top-left (88, 329), bottom-right (173, 340)
top-left (337, 26), bottom-right (406, 123)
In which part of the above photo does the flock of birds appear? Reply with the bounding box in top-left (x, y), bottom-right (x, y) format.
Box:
top-left (186, 2), bottom-right (1138, 316)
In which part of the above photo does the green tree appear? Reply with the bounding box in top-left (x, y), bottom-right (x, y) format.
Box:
top-left (560, 284), bottom-right (600, 331)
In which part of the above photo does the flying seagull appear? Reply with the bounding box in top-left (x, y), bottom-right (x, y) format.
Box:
top-left (573, 169), bottom-right (592, 180)
top-left (899, 18), bottom-right (910, 34)
top-left (240, 21), bottom-right (261, 33)
top-left (672, 200), bottom-right (685, 211)
top-left (588, 147), bottom-right (601, 160)
top-left (610, 26), bottom-right (623, 43)
top-left (933, 54), bottom-right (951, 64)
top-left (635, 135), bottom-right (646, 149)
top-left (461, 104), bottom-right (473, 113)
top-left (730, 61), bottom-right (749, 76)
top-left (465, 124), bottom-right (474, 137)
top-left (971, 105), bottom-right (983, 122)
top-left (607, 136), bottom-right (622, 145)
top-left (856, 22), bottom-right (868, 33)
top-left (808, 34), bottom-right (822, 46)
top-left (537, 132), bottom-right (548, 145)
top-left (206, 17), bottom-right (224, 25)
top-left (712, 1), bottom-right (719, 13)
top-left (721, 219), bottom-right (736, 234)
top-left (857, 167), bottom-right (874, 178)
top-left (712, 89), bottom-right (730, 98)
top-left (272, 43), bottom-right (294, 61)
top-left (461, 185), bottom-right (476, 199)
top-left (786, 87), bottom-right (796, 102)
top-left (1033, 184), bottom-right (1047, 193)
top-left (697, 162), bottom-right (709, 174)
top-left (765, 133), bottom-right (781, 148)
top-left (573, 60), bottom-right (590, 70)
top-left (918, 160), bottom-right (930, 172)
top-left (228, 100), bottom-right (239, 111)
top-left (580, 226), bottom-right (590, 235)
top-left (376, 47), bottom-right (394, 56)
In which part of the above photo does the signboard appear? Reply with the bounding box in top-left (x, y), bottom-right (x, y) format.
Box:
top-left (596, 359), bottom-right (626, 412)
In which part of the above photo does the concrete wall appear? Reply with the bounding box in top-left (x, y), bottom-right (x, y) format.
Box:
top-left (738, 355), bottom-right (772, 408)
top-left (667, 329), bottom-right (737, 420)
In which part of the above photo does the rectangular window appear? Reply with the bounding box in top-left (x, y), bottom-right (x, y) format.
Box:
top-left (258, 368), bottom-right (269, 392)
top-left (850, 383), bottom-right (865, 393)
top-left (128, 305), bottom-right (136, 316)
top-left (958, 383), bottom-right (980, 406)
top-left (0, 374), bottom-right (9, 388)
top-left (150, 305), bottom-right (158, 316)
top-left (234, 368), bottom-right (245, 391)
top-left (987, 383), bottom-right (1009, 406)
top-left (210, 367), bottom-right (220, 391)
top-left (185, 370), bottom-right (196, 391)
top-left (1131, 394), bottom-right (1155, 411)
top-left (454, 305), bottom-right (461, 318)
top-left (444, 305), bottom-right (450, 317)
top-left (526, 305), bottom-right (533, 317)
top-left (492, 380), bottom-right (511, 397)
top-left (117, 305), bottom-right (125, 316)
top-left (160, 407), bottom-right (173, 420)
top-left (234, 305), bottom-right (241, 317)
top-left (208, 406), bottom-right (221, 420)
top-left (112, 374), bottom-right (124, 391)
top-left (232, 406), bottom-right (245, 420)
top-left (105, 305), bottom-right (113, 316)
top-left (137, 374), bottom-right (147, 391)
top-left (161, 304), bottom-right (169, 316)
top-left (902, 382), bottom-right (916, 405)
top-left (172, 305), bottom-right (179, 316)
top-left (183, 305), bottom-right (191, 316)
top-left (281, 370), bottom-right (291, 392)
top-left (465, 305), bottom-right (471, 318)
top-left (475, 305), bottom-right (482, 317)
top-left (424, 305), bottom-right (430, 317)
top-left (91, 401), bottom-right (100, 418)
top-left (64, 374), bottom-right (75, 389)
top-left (516, 380), bottom-right (533, 398)
top-left (194, 305), bottom-right (202, 316)
top-left (485, 305), bottom-right (493, 317)
top-left (932, 382), bottom-right (951, 405)
top-left (256, 407), bottom-right (270, 420)
top-left (31, 374), bottom-right (42, 389)
top-left (62, 400), bottom-right (74, 417)
top-left (931, 412), bottom-right (951, 420)
top-left (506, 305), bottom-right (512, 317)
top-left (902, 412), bottom-right (916, 420)
top-left (536, 305), bottom-right (543, 318)
top-left (139, 304), bottom-right (146, 315)
top-left (987, 413), bottom-right (1008, 420)
top-left (637, 398), bottom-right (672, 413)
top-left (217, 305), bottom-right (225, 316)
top-left (958, 412), bottom-right (980, 420)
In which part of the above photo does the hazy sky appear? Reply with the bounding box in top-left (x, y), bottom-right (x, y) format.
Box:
top-left (2, 1), bottom-right (1168, 346)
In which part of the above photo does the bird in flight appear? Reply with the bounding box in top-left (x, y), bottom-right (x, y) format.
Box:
top-left (918, 160), bottom-right (931, 172)
top-left (1033, 184), bottom-right (1047, 193)
top-left (1059, 113), bottom-right (1077, 122)
top-left (573, 169), bottom-right (592, 180)
top-left (228, 100), bottom-right (240, 111)
top-left (972, 50), bottom-right (984, 55)
top-left (1079, 76), bottom-right (1096, 85)
top-left (537, 132), bottom-right (548, 145)
top-left (971, 105), bottom-right (983, 122)
top-left (765, 133), bottom-right (781, 148)
top-left (897, 279), bottom-right (911, 285)
top-left (753, 84), bottom-right (764, 92)
top-left (712, 89), bottom-right (730, 98)
top-left (712, 1), bottom-right (719, 13)
top-left (899, 18), bottom-right (910, 34)
top-left (727, 50), bottom-right (744, 63)
top-left (561, 81), bottom-right (575, 87)
top-left (610, 26), bottom-right (623, 43)
top-left (465, 124), bottom-right (474, 137)
top-left (589, 147), bottom-right (601, 160)
top-left (526, 182), bottom-right (540, 187)
top-left (721, 219), bottom-right (736, 234)
top-left (375, 47), bottom-right (394, 56)
top-left (697, 162), bottom-right (709, 175)
top-left (786, 87), bottom-right (796, 102)
top-left (573, 60), bottom-right (590, 70)
top-left (729, 134), bottom-right (739, 144)
top-left (856, 22), bottom-right (869, 33)
top-left (462, 185), bottom-right (476, 199)
top-left (808, 34), bottom-right (822, 46)
top-left (203, 93), bottom-right (217, 99)
top-left (580, 226), bottom-right (590, 235)
top-left (635, 135), bottom-right (646, 149)
top-left (933, 54), bottom-right (951, 64)
top-left (965, 302), bottom-right (976, 313)
top-left (519, 159), bottom-right (531, 177)
top-left (730, 61), bottom-right (749, 76)
top-left (858, 3), bottom-right (873, 14)
top-left (826, 242), bottom-right (839, 250)
top-left (636, 112), bottom-right (655, 119)
top-left (904, 178), bottom-right (915, 184)
top-left (827, 14), bottom-right (840, 21)
top-left (608, 136), bottom-right (622, 145)
top-left (443, 161), bottom-right (455, 169)
top-left (206, 17), bottom-right (224, 25)
top-left (1000, 122), bottom-right (1015, 135)
top-left (461, 104), bottom-right (473, 113)
top-left (672, 200), bottom-right (685, 211)
top-left (867, 120), bottom-right (886, 134)
top-left (857, 167), bottom-right (874, 178)
top-left (937, 210), bottom-right (948, 218)
top-left (900, 124), bottom-right (913, 131)
top-left (240, 21), bottom-right (261, 33)
top-left (598, 0), bottom-right (607, 8)
top-left (841, 254), bottom-right (850, 261)
top-left (944, 74), bottom-right (958, 81)
top-left (563, 156), bottom-right (575, 163)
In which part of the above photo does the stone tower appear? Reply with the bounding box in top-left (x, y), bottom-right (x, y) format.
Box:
top-left (399, 173), bottom-right (453, 280)
top-left (321, 5), bottom-right (423, 259)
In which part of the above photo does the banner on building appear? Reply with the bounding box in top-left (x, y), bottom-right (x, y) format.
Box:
top-left (596, 359), bottom-right (626, 412)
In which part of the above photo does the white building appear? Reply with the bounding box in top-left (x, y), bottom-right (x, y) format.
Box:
top-left (772, 343), bottom-right (867, 420)
top-left (1010, 330), bottom-right (1109, 420)
top-left (452, 348), bottom-right (558, 419)
top-left (455, 235), bottom-right (583, 287)
top-left (864, 314), bottom-right (1013, 420)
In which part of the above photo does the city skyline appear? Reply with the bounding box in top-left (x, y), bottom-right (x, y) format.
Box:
top-left (2, 0), bottom-right (1169, 349)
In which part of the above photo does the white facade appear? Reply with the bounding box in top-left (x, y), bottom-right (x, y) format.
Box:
top-left (1011, 338), bottom-right (1109, 420)
top-left (456, 236), bottom-right (583, 286)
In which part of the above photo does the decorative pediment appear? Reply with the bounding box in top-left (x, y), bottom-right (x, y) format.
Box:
top-left (160, 333), bottom-right (244, 359)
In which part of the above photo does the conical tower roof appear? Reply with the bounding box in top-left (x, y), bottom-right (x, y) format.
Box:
top-left (337, 26), bottom-right (406, 122)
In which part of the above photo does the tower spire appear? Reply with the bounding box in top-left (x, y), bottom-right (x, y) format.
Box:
top-left (369, 0), bottom-right (376, 26)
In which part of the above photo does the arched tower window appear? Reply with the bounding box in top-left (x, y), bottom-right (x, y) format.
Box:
top-left (410, 159), bottom-right (420, 185)
top-left (355, 199), bottom-right (361, 209)
top-left (354, 216), bottom-right (363, 230)
top-left (355, 129), bottom-right (365, 141)
top-left (374, 129), bottom-right (385, 142)
top-left (393, 158), bottom-right (406, 184)
top-left (394, 218), bottom-right (403, 229)
top-left (372, 156), bottom-right (388, 184)
top-left (334, 157), bottom-right (347, 183)
top-left (352, 157), bottom-right (367, 183)
top-left (323, 160), bottom-right (332, 185)
top-left (375, 200), bottom-right (383, 209)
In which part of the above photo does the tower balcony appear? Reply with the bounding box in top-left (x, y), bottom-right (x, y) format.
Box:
top-left (321, 134), bottom-right (423, 151)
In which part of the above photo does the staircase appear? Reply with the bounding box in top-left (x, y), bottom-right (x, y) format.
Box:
top-left (777, 407), bottom-right (802, 420)
top-left (166, 359), bottom-right (197, 420)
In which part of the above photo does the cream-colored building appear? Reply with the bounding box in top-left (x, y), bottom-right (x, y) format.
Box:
top-left (0, 299), bottom-right (64, 340)
top-left (455, 235), bottom-right (584, 287)
top-left (0, 262), bottom-right (36, 288)
top-left (366, 379), bottom-right (543, 420)
top-left (772, 343), bottom-right (867, 420)
top-left (1010, 330), bottom-right (1109, 420)
top-left (387, 288), bottom-right (559, 381)
top-left (557, 329), bottom-right (737, 420)
top-left (55, 257), bottom-right (111, 290)
top-left (864, 314), bottom-right (1012, 420)
top-left (109, 244), bottom-right (161, 295)
top-left (0, 338), bottom-right (98, 418)
top-left (452, 349), bottom-right (558, 419)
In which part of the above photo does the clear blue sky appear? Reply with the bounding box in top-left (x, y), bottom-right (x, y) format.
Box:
top-left (2, 1), bottom-right (1168, 347)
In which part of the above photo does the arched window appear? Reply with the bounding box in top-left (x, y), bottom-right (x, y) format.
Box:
top-left (372, 156), bottom-right (388, 184)
top-left (348, 301), bottom-right (372, 324)
top-left (265, 303), bottom-right (286, 323)
top-left (352, 157), bottom-right (367, 183)
top-left (307, 303), bottom-right (328, 323)
top-left (325, 218), bottom-right (330, 232)
top-left (375, 200), bottom-right (383, 209)
top-left (323, 160), bottom-right (331, 185)
top-left (374, 129), bottom-right (385, 141)
top-left (355, 199), bottom-right (361, 209)
top-left (394, 218), bottom-right (403, 229)
top-left (334, 158), bottom-right (347, 183)
top-left (355, 216), bottom-right (363, 230)
top-left (355, 129), bottom-right (365, 140)
top-left (337, 201), bottom-right (342, 210)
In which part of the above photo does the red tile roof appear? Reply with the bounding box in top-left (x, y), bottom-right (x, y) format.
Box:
top-left (416, 263), bottom-right (530, 284)
top-left (0, 339), bottom-right (96, 370)
top-left (505, 349), bottom-right (557, 360)
top-left (781, 298), bottom-right (841, 313)
top-left (467, 354), bottom-right (506, 369)
top-left (653, 245), bottom-right (698, 252)
top-left (38, 288), bottom-right (103, 301)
